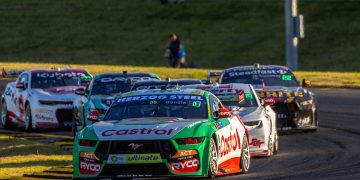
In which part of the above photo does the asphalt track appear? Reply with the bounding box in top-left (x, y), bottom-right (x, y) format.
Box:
top-left (224, 89), bottom-right (360, 180)
top-left (1, 82), bottom-right (360, 179)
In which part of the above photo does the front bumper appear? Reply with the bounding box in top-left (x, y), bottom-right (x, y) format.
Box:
top-left (247, 126), bottom-right (269, 157)
top-left (33, 104), bottom-right (73, 128)
top-left (73, 138), bottom-right (210, 178)
top-left (271, 102), bottom-right (315, 131)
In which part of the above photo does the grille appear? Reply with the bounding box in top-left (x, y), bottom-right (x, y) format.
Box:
top-left (39, 100), bottom-right (73, 105)
top-left (55, 109), bottom-right (73, 126)
top-left (100, 163), bottom-right (171, 177)
top-left (96, 140), bottom-right (176, 160)
top-left (271, 102), bottom-right (297, 128)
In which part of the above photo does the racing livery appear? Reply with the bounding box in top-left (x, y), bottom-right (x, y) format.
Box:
top-left (213, 65), bottom-right (317, 131)
top-left (182, 83), bottom-right (278, 157)
top-left (130, 78), bottom-right (204, 91)
top-left (73, 89), bottom-right (250, 178)
top-left (1, 68), bottom-right (92, 131)
top-left (73, 72), bottom-right (160, 134)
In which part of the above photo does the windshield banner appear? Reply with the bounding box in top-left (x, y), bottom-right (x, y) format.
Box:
top-left (116, 94), bottom-right (205, 104)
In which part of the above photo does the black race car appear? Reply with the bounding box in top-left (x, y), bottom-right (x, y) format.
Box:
top-left (130, 78), bottom-right (205, 91)
top-left (211, 64), bottom-right (318, 131)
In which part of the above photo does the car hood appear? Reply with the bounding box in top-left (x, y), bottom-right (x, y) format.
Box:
top-left (254, 86), bottom-right (314, 103)
top-left (91, 118), bottom-right (208, 140)
top-left (32, 86), bottom-right (83, 100)
top-left (235, 107), bottom-right (263, 122)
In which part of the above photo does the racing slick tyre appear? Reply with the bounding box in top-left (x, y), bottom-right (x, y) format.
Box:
top-left (273, 133), bottom-right (279, 154)
top-left (240, 135), bottom-right (250, 174)
top-left (25, 104), bottom-right (33, 132)
top-left (207, 138), bottom-right (218, 179)
top-left (305, 106), bottom-right (318, 132)
top-left (1, 101), bottom-right (13, 129)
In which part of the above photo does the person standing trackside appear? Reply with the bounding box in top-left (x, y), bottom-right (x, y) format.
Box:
top-left (166, 33), bottom-right (186, 68)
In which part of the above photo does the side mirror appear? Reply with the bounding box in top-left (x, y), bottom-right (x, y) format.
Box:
top-left (262, 98), bottom-right (276, 106)
top-left (87, 109), bottom-right (100, 122)
top-left (75, 88), bottom-right (86, 96)
top-left (16, 82), bottom-right (26, 90)
top-left (218, 108), bottom-right (232, 118)
top-left (302, 79), bottom-right (311, 87)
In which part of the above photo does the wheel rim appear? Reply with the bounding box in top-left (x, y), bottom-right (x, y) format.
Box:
top-left (209, 139), bottom-right (218, 175)
top-left (1, 103), bottom-right (7, 125)
top-left (25, 106), bottom-right (31, 129)
top-left (242, 140), bottom-right (250, 171)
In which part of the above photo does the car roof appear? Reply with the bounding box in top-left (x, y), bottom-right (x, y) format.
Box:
top-left (182, 83), bottom-right (253, 93)
top-left (224, 65), bottom-right (290, 73)
top-left (122, 88), bottom-right (209, 97)
top-left (29, 68), bottom-right (88, 73)
top-left (94, 72), bottom-right (159, 79)
top-left (132, 79), bottom-right (202, 86)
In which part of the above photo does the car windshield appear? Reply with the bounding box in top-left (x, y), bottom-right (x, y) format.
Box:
top-left (92, 81), bottom-right (130, 96)
top-left (212, 86), bottom-right (258, 108)
top-left (220, 93), bottom-right (258, 108)
top-left (103, 94), bottom-right (208, 121)
top-left (31, 71), bottom-right (90, 89)
top-left (221, 69), bottom-right (299, 87)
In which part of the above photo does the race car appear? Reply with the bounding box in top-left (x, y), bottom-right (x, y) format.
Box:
top-left (130, 78), bottom-right (204, 91)
top-left (73, 89), bottom-right (250, 178)
top-left (1, 68), bottom-right (92, 131)
top-left (73, 71), bottom-right (160, 134)
top-left (182, 83), bottom-right (278, 157)
top-left (212, 64), bottom-right (318, 131)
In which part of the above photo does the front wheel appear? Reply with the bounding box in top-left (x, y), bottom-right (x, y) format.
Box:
top-left (240, 135), bottom-right (250, 174)
top-left (273, 133), bottom-right (279, 154)
top-left (1, 101), bottom-right (12, 129)
top-left (207, 138), bottom-right (218, 179)
top-left (25, 104), bottom-right (33, 132)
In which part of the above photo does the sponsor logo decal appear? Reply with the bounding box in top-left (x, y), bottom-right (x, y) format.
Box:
top-left (128, 143), bottom-right (143, 150)
top-left (107, 154), bottom-right (162, 164)
top-left (36, 72), bottom-right (86, 78)
top-left (256, 91), bottom-right (303, 98)
top-left (171, 150), bottom-right (198, 161)
top-left (99, 77), bottom-right (154, 83)
top-left (101, 128), bottom-right (174, 137)
top-left (169, 158), bottom-right (199, 173)
top-left (116, 94), bottom-right (204, 103)
top-left (249, 138), bottom-right (264, 148)
top-left (79, 161), bottom-right (101, 174)
top-left (218, 129), bottom-right (241, 157)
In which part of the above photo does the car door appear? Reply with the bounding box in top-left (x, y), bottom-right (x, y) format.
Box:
top-left (14, 73), bottom-right (30, 120)
top-left (211, 95), bottom-right (244, 172)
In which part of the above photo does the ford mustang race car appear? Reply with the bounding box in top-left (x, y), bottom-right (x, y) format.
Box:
top-left (182, 83), bottom-right (278, 157)
top-left (130, 78), bottom-right (204, 91)
top-left (212, 64), bottom-right (318, 131)
top-left (73, 71), bottom-right (160, 134)
top-left (73, 89), bottom-right (250, 179)
top-left (1, 68), bottom-right (92, 131)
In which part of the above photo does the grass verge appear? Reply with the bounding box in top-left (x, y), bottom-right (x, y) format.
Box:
top-left (0, 62), bottom-right (359, 88)
top-left (0, 133), bottom-right (71, 179)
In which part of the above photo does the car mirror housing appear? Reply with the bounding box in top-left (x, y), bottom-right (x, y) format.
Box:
top-left (302, 79), bottom-right (311, 87)
top-left (218, 108), bottom-right (232, 118)
top-left (16, 82), bottom-right (26, 90)
top-left (75, 88), bottom-right (86, 96)
top-left (263, 98), bottom-right (276, 106)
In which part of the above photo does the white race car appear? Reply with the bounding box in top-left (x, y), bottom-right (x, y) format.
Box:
top-left (182, 83), bottom-right (278, 157)
top-left (1, 68), bottom-right (92, 131)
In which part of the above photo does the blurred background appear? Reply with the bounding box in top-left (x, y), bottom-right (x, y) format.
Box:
top-left (0, 0), bottom-right (359, 71)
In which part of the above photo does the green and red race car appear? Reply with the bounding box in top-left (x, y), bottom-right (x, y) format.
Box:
top-left (73, 89), bottom-right (250, 179)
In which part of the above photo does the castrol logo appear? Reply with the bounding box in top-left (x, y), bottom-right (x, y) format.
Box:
top-left (218, 129), bottom-right (241, 157)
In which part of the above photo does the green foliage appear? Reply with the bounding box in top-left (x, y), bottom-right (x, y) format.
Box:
top-left (0, 0), bottom-right (359, 71)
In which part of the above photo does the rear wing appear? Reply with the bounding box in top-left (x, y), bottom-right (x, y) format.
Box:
top-left (207, 71), bottom-right (222, 83)
top-left (1, 68), bottom-right (26, 78)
